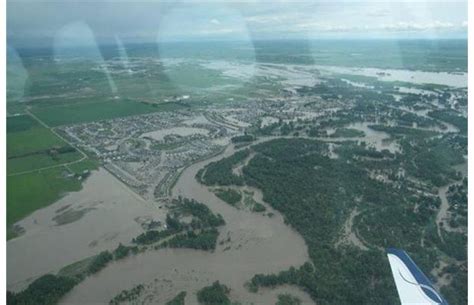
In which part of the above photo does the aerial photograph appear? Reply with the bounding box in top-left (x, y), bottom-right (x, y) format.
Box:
top-left (5, 1), bottom-right (468, 305)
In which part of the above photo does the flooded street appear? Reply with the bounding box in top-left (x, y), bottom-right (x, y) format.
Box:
top-left (60, 142), bottom-right (312, 305)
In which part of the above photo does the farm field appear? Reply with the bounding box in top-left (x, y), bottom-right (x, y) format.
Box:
top-left (7, 151), bottom-right (83, 175)
top-left (7, 115), bottom-right (82, 173)
top-left (7, 115), bottom-right (65, 156)
top-left (67, 159), bottom-right (100, 175)
top-left (6, 163), bottom-right (97, 239)
top-left (6, 115), bottom-right (98, 239)
top-left (30, 99), bottom-right (188, 127)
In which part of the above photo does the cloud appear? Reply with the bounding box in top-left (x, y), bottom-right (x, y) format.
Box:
top-left (254, 19), bottom-right (466, 34)
top-left (379, 21), bottom-right (459, 32)
top-left (7, 0), bottom-right (468, 45)
top-left (242, 2), bottom-right (467, 37)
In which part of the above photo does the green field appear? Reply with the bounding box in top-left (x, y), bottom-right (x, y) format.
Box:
top-left (67, 159), bottom-right (100, 175)
top-left (7, 116), bottom-right (65, 156)
top-left (7, 115), bottom-right (39, 132)
top-left (7, 101), bottom-right (184, 240)
top-left (31, 100), bottom-right (187, 127)
top-left (7, 151), bottom-right (83, 175)
top-left (7, 115), bottom-right (83, 174)
top-left (7, 115), bottom-right (98, 239)
top-left (7, 160), bottom-right (97, 239)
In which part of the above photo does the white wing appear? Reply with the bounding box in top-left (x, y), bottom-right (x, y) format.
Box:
top-left (386, 248), bottom-right (449, 305)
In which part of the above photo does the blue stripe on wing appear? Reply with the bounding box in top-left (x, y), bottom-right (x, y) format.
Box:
top-left (387, 248), bottom-right (449, 305)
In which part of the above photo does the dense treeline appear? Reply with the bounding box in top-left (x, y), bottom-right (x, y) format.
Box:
top-left (334, 142), bottom-right (394, 160)
top-left (109, 284), bottom-right (144, 305)
top-left (438, 230), bottom-right (467, 261)
top-left (170, 197), bottom-right (225, 229)
top-left (132, 228), bottom-right (174, 245)
top-left (364, 125), bottom-right (464, 187)
top-left (256, 122), bottom-right (280, 136)
top-left (231, 135), bottom-right (255, 143)
top-left (251, 202), bottom-right (266, 212)
top-left (88, 251), bottom-right (113, 274)
top-left (166, 291), bottom-right (187, 305)
top-left (440, 262), bottom-right (467, 305)
top-left (113, 243), bottom-right (139, 259)
top-left (249, 263), bottom-right (314, 292)
top-left (390, 110), bottom-right (440, 129)
top-left (197, 281), bottom-right (231, 305)
top-left (7, 275), bottom-right (77, 305)
top-left (329, 128), bottom-right (364, 138)
top-left (218, 137), bottom-right (466, 305)
top-left (275, 294), bottom-right (301, 305)
top-left (400, 135), bottom-right (465, 187)
top-left (239, 139), bottom-right (400, 305)
top-left (197, 149), bottom-right (250, 186)
top-left (428, 110), bottom-right (467, 134)
top-left (447, 178), bottom-right (467, 228)
top-left (162, 228), bottom-right (220, 251)
top-left (133, 197), bottom-right (225, 251)
top-left (7, 246), bottom-right (140, 305)
top-left (214, 188), bottom-right (242, 206)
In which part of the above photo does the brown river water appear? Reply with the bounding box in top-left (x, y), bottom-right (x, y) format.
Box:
top-left (58, 142), bottom-right (313, 304)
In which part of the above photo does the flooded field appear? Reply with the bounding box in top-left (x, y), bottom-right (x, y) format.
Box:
top-left (60, 143), bottom-right (312, 305)
top-left (325, 122), bottom-right (401, 153)
top-left (7, 169), bottom-right (166, 291)
top-left (317, 65), bottom-right (467, 87)
top-left (196, 59), bottom-right (467, 89)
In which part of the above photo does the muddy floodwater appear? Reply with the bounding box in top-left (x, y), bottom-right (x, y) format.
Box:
top-left (7, 169), bottom-right (166, 291)
top-left (60, 143), bottom-right (313, 305)
top-left (325, 122), bottom-right (400, 153)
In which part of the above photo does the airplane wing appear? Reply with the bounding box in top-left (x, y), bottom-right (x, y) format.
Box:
top-left (386, 248), bottom-right (449, 305)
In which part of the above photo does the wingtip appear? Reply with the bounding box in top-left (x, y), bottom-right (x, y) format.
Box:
top-left (386, 248), bottom-right (450, 305)
top-left (386, 247), bottom-right (403, 256)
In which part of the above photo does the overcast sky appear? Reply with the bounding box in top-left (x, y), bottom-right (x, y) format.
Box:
top-left (7, 0), bottom-right (468, 47)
